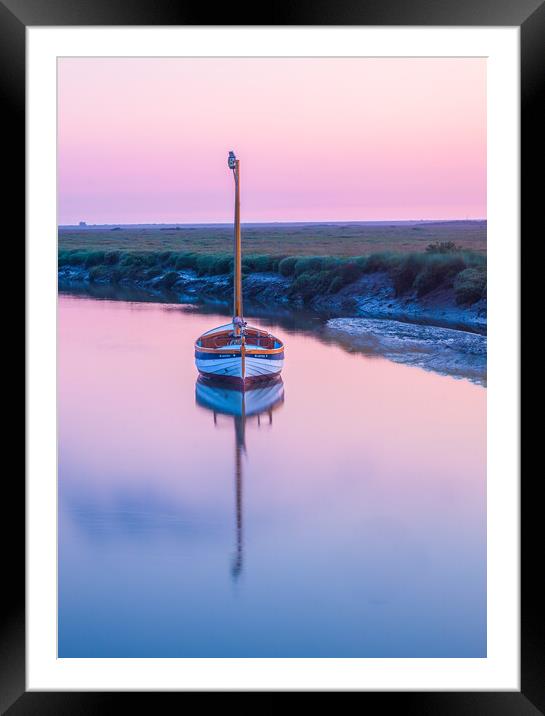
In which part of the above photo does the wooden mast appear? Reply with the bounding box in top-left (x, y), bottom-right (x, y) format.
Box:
top-left (233, 158), bottom-right (243, 323)
top-left (229, 151), bottom-right (245, 378)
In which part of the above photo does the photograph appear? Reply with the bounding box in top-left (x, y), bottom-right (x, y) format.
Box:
top-left (57, 56), bottom-right (487, 658)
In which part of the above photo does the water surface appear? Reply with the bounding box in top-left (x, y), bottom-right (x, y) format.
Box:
top-left (58, 295), bottom-right (486, 657)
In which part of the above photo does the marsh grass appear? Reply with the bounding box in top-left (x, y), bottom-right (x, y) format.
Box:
top-left (59, 221), bottom-right (487, 256)
top-left (453, 267), bottom-right (487, 305)
top-left (59, 222), bottom-right (486, 304)
top-left (62, 246), bottom-right (486, 305)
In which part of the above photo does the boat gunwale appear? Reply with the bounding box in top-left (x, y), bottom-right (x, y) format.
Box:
top-left (195, 325), bottom-right (284, 354)
top-left (194, 343), bottom-right (284, 355)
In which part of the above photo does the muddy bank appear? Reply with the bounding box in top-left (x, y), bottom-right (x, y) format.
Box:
top-left (58, 264), bottom-right (486, 334)
top-left (324, 318), bottom-right (486, 385)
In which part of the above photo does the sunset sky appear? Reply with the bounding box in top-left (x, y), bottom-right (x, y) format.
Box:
top-left (58, 57), bottom-right (486, 225)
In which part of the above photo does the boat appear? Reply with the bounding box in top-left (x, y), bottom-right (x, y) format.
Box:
top-left (195, 151), bottom-right (284, 385)
top-left (195, 376), bottom-right (284, 579)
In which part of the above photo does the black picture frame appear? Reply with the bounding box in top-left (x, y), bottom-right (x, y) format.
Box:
top-left (5, 0), bottom-right (537, 711)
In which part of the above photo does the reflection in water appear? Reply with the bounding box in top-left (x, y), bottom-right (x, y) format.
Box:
top-left (195, 377), bottom-right (284, 580)
top-left (58, 296), bottom-right (486, 657)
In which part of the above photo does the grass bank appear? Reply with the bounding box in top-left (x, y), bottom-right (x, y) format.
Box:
top-left (58, 244), bottom-right (486, 306)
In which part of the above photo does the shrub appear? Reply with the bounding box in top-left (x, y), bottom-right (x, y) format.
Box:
top-left (242, 254), bottom-right (279, 273)
top-left (114, 259), bottom-right (148, 280)
top-left (353, 256), bottom-right (369, 271)
top-left (293, 256), bottom-right (344, 276)
top-left (269, 255), bottom-right (287, 273)
top-left (216, 255), bottom-right (233, 274)
top-left (194, 254), bottom-right (232, 276)
top-left (413, 256), bottom-right (465, 297)
top-left (58, 250), bottom-right (70, 267)
top-left (289, 270), bottom-right (331, 303)
top-left (329, 262), bottom-right (363, 290)
top-left (157, 251), bottom-right (170, 264)
top-left (425, 241), bottom-right (462, 254)
top-left (66, 250), bottom-right (90, 266)
top-left (119, 253), bottom-right (142, 268)
top-left (142, 253), bottom-right (160, 267)
top-left (104, 251), bottom-right (120, 265)
top-left (293, 257), bottom-right (322, 276)
top-left (389, 254), bottom-right (423, 295)
top-left (84, 251), bottom-right (106, 268)
top-left (453, 267), bottom-right (487, 305)
top-left (278, 256), bottom-right (299, 276)
top-left (174, 253), bottom-right (198, 270)
top-left (360, 252), bottom-right (392, 274)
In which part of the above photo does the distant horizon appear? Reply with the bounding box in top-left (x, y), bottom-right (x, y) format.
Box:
top-left (58, 58), bottom-right (486, 225)
top-left (59, 217), bottom-right (487, 228)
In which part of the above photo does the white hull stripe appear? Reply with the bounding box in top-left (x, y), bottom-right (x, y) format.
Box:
top-left (196, 356), bottom-right (283, 379)
top-left (195, 350), bottom-right (284, 361)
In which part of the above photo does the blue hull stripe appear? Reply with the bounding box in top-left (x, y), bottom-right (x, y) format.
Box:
top-left (195, 350), bottom-right (284, 361)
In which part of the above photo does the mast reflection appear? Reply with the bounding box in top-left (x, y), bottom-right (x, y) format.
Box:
top-left (195, 376), bottom-right (284, 580)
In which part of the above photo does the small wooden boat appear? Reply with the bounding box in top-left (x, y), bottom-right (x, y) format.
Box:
top-left (195, 151), bottom-right (284, 385)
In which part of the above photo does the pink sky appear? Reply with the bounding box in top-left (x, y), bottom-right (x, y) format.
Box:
top-left (58, 57), bottom-right (486, 225)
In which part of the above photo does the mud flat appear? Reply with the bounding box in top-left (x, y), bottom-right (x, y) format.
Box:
top-left (325, 317), bottom-right (487, 385)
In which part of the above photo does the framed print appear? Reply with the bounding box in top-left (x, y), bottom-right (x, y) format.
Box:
top-left (5, 0), bottom-right (539, 710)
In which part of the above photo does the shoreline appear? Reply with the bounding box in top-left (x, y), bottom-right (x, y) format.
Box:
top-left (59, 264), bottom-right (486, 335)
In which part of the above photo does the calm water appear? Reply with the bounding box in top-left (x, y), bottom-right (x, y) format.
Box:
top-left (58, 295), bottom-right (486, 657)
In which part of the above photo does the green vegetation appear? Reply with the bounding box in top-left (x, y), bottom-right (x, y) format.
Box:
top-left (59, 223), bottom-right (486, 306)
top-left (425, 240), bottom-right (463, 254)
top-left (285, 252), bottom-right (486, 304)
top-left (60, 244), bottom-right (486, 306)
top-left (453, 267), bottom-right (487, 305)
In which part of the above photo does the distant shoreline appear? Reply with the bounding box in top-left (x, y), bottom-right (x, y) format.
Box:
top-left (60, 219), bottom-right (487, 230)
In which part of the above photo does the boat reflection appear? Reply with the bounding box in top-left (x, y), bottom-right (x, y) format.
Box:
top-left (195, 376), bottom-right (284, 580)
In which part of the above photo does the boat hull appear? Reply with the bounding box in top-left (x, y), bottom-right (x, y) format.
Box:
top-left (195, 349), bottom-right (284, 384)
